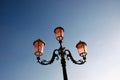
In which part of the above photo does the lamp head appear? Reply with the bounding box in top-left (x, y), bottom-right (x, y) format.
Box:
top-left (54, 27), bottom-right (64, 41)
top-left (76, 41), bottom-right (87, 57)
top-left (33, 39), bottom-right (45, 57)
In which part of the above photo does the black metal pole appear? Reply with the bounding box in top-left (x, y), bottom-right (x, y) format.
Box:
top-left (61, 56), bottom-right (68, 80)
top-left (59, 41), bottom-right (68, 80)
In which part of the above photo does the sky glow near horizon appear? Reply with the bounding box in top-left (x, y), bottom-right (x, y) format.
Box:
top-left (0, 0), bottom-right (120, 80)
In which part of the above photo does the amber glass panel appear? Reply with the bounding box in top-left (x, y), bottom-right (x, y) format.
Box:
top-left (34, 41), bottom-right (39, 54)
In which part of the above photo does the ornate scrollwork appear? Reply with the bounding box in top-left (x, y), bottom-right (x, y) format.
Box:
top-left (37, 49), bottom-right (59, 65)
top-left (65, 49), bottom-right (86, 65)
top-left (37, 48), bottom-right (86, 65)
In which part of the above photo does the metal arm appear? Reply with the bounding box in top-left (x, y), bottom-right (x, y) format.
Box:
top-left (65, 49), bottom-right (86, 65)
top-left (37, 49), bottom-right (59, 65)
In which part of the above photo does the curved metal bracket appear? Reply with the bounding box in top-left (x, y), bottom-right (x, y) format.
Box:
top-left (65, 49), bottom-right (86, 65)
top-left (37, 49), bottom-right (59, 65)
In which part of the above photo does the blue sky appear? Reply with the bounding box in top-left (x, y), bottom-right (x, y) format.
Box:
top-left (0, 0), bottom-right (120, 80)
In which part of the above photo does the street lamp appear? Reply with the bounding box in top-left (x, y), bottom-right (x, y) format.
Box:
top-left (33, 27), bottom-right (87, 80)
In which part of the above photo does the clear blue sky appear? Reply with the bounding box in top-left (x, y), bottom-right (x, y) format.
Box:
top-left (0, 0), bottom-right (120, 80)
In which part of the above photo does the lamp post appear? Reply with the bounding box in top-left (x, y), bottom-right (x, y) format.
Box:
top-left (33, 27), bottom-right (87, 80)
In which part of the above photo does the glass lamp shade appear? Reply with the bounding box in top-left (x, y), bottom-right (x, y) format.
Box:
top-left (33, 39), bottom-right (45, 57)
top-left (76, 41), bottom-right (87, 57)
top-left (54, 27), bottom-right (64, 41)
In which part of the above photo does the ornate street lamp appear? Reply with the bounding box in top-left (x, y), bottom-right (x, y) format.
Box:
top-left (33, 27), bottom-right (87, 80)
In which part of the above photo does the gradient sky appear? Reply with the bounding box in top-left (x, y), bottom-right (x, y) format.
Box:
top-left (0, 0), bottom-right (120, 80)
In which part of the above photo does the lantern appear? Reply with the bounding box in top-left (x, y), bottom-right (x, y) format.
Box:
top-left (76, 41), bottom-right (87, 57)
top-left (33, 39), bottom-right (45, 57)
top-left (54, 27), bottom-right (64, 41)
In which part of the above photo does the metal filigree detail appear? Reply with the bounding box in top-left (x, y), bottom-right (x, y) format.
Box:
top-left (37, 49), bottom-right (59, 65)
top-left (65, 49), bottom-right (86, 65)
